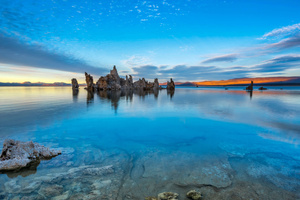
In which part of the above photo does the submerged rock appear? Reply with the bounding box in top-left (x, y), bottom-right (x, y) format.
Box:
top-left (71, 78), bottom-right (79, 89)
top-left (158, 192), bottom-right (179, 200)
top-left (0, 139), bottom-right (61, 171)
top-left (38, 184), bottom-right (63, 197)
top-left (82, 165), bottom-right (114, 175)
top-left (258, 86), bottom-right (267, 90)
top-left (145, 197), bottom-right (158, 200)
top-left (187, 190), bottom-right (202, 200)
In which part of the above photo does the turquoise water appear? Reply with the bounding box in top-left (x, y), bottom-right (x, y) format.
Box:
top-left (0, 86), bottom-right (299, 199)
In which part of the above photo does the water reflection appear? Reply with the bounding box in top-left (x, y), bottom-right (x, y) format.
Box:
top-left (0, 87), bottom-right (300, 199)
top-left (167, 89), bottom-right (175, 99)
top-left (86, 90), bottom-right (94, 105)
top-left (92, 89), bottom-right (161, 111)
top-left (72, 89), bottom-right (79, 102)
top-left (0, 160), bottom-right (39, 178)
top-left (247, 90), bottom-right (253, 99)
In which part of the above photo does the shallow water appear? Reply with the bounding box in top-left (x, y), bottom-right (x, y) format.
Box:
top-left (0, 86), bottom-right (299, 200)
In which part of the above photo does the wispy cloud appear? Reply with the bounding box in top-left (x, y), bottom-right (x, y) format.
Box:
top-left (0, 34), bottom-right (106, 75)
top-left (261, 23), bottom-right (300, 39)
top-left (267, 33), bottom-right (300, 50)
top-left (130, 54), bottom-right (300, 81)
top-left (251, 54), bottom-right (300, 73)
top-left (122, 55), bottom-right (151, 67)
top-left (201, 54), bottom-right (238, 64)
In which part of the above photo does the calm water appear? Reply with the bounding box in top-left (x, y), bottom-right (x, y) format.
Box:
top-left (0, 86), bottom-right (299, 200)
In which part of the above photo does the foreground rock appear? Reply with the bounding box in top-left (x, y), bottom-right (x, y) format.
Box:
top-left (187, 190), bottom-right (202, 200)
top-left (71, 78), bottom-right (79, 89)
top-left (158, 192), bottom-right (179, 200)
top-left (0, 139), bottom-right (61, 171)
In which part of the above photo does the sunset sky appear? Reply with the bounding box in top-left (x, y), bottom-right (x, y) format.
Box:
top-left (0, 0), bottom-right (300, 83)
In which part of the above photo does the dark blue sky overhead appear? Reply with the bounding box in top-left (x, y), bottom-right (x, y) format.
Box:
top-left (0, 0), bottom-right (299, 82)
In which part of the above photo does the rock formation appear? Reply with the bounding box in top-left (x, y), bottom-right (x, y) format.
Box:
top-left (158, 192), bottom-right (179, 200)
top-left (85, 66), bottom-right (166, 90)
top-left (85, 72), bottom-right (94, 91)
top-left (0, 139), bottom-right (61, 171)
top-left (71, 78), bottom-right (79, 89)
top-left (167, 78), bottom-right (175, 90)
top-left (246, 81), bottom-right (253, 91)
top-left (96, 76), bottom-right (108, 90)
top-left (154, 78), bottom-right (159, 90)
top-left (186, 190), bottom-right (202, 200)
top-left (110, 65), bottom-right (121, 85)
top-left (78, 66), bottom-right (172, 92)
top-left (258, 86), bottom-right (267, 90)
top-left (123, 75), bottom-right (134, 90)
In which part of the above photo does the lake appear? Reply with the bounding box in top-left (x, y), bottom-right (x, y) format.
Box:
top-left (0, 86), bottom-right (299, 200)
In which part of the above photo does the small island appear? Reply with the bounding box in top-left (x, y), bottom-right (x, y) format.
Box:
top-left (72, 66), bottom-right (175, 92)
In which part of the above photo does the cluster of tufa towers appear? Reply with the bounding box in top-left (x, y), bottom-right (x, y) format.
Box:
top-left (71, 65), bottom-right (175, 92)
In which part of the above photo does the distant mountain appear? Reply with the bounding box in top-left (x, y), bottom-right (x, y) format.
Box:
top-left (160, 82), bottom-right (197, 86)
top-left (160, 77), bottom-right (300, 86)
top-left (0, 82), bottom-right (71, 86)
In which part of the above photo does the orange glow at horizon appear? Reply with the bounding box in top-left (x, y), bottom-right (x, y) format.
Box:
top-left (194, 77), bottom-right (299, 86)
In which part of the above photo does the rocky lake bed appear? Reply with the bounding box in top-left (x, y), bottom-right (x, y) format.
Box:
top-left (0, 86), bottom-right (299, 199)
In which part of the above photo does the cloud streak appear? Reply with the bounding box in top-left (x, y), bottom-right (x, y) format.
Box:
top-left (0, 34), bottom-right (106, 75)
top-left (267, 33), bottom-right (300, 50)
top-left (130, 54), bottom-right (300, 81)
top-left (201, 54), bottom-right (238, 64)
top-left (261, 23), bottom-right (300, 39)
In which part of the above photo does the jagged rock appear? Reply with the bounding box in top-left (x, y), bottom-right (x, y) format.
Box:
top-left (186, 190), bottom-right (202, 200)
top-left (110, 65), bottom-right (120, 85)
top-left (134, 78), bottom-right (147, 90)
top-left (85, 72), bottom-right (94, 91)
top-left (145, 197), bottom-right (158, 200)
top-left (83, 66), bottom-right (163, 91)
top-left (167, 78), bottom-right (175, 90)
top-left (246, 81), bottom-right (253, 91)
top-left (96, 76), bottom-right (108, 90)
top-left (158, 192), bottom-right (179, 200)
top-left (71, 78), bottom-right (79, 89)
top-left (0, 139), bottom-right (61, 171)
top-left (154, 78), bottom-right (159, 90)
top-left (120, 78), bottom-right (126, 87)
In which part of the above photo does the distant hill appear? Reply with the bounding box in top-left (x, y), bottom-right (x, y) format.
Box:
top-left (161, 77), bottom-right (300, 86)
top-left (0, 82), bottom-right (71, 86)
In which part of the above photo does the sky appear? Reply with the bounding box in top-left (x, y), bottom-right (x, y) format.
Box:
top-left (0, 0), bottom-right (300, 83)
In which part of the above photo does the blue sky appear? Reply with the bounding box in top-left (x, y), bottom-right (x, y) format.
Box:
top-left (0, 0), bottom-right (300, 83)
